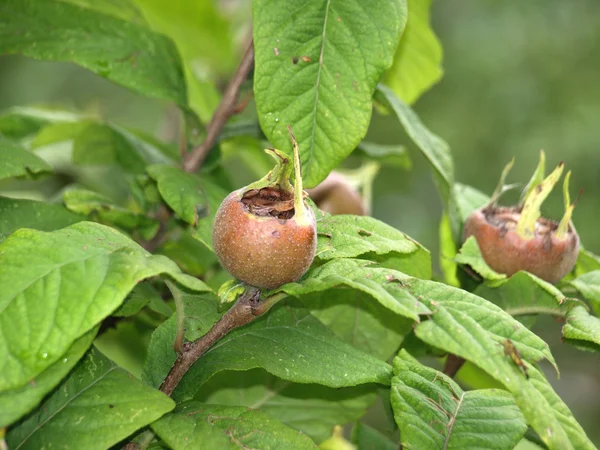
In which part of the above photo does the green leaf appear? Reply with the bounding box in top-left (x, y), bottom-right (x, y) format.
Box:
top-left (574, 249), bottom-right (600, 277)
top-left (279, 259), bottom-right (430, 322)
top-left (147, 165), bottom-right (208, 226)
top-left (355, 142), bottom-right (412, 169)
top-left (475, 271), bottom-right (577, 318)
top-left (147, 299), bottom-right (392, 402)
top-left (133, 0), bottom-right (233, 122)
top-left (6, 348), bottom-right (175, 450)
top-left (0, 0), bottom-right (188, 107)
top-left (439, 212), bottom-right (460, 287)
top-left (301, 288), bottom-right (412, 361)
top-left (455, 236), bottom-right (506, 281)
top-left (351, 422), bottom-right (397, 450)
top-left (0, 197), bottom-right (84, 242)
top-left (455, 182), bottom-right (490, 222)
top-left (63, 188), bottom-right (159, 239)
top-left (391, 350), bottom-right (527, 450)
top-left (142, 292), bottom-right (222, 388)
top-left (113, 282), bottom-right (169, 317)
top-left (192, 177), bottom-right (229, 251)
top-left (159, 230), bottom-right (218, 277)
top-left (383, 0), bottom-right (443, 104)
top-left (65, 0), bottom-right (145, 22)
top-left (408, 281), bottom-right (595, 450)
top-left (152, 402), bottom-right (317, 449)
top-left (0, 141), bottom-right (52, 180)
top-left (562, 306), bottom-right (600, 351)
top-left (569, 270), bottom-right (600, 316)
top-left (253, 0), bottom-right (407, 187)
top-left (195, 369), bottom-right (378, 444)
top-left (0, 327), bottom-right (97, 428)
top-left (375, 85), bottom-right (459, 238)
top-left (316, 215), bottom-right (431, 277)
top-left (0, 222), bottom-right (210, 393)
top-left (0, 107), bottom-right (82, 140)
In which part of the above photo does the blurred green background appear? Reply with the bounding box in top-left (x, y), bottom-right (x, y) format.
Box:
top-left (1, 0), bottom-right (598, 445)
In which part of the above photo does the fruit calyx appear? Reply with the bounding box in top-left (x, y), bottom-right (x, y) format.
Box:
top-left (239, 126), bottom-right (310, 224)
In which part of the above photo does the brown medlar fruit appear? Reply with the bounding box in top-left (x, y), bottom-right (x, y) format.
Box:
top-left (463, 153), bottom-right (580, 284)
top-left (212, 127), bottom-right (317, 289)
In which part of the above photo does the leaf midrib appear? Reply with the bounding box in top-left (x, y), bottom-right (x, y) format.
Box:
top-left (307, 0), bottom-right (331, 168)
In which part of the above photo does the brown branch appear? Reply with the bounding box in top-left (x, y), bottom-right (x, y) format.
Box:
top-left (159, 288), bottom-right (262, 396)
top-left (443, 354), bottom-right (466, 378)
top-left (182, 39), bottom-right (255, 173)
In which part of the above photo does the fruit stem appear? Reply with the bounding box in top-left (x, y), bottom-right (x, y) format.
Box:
top-left (515, 162), bottom-right (564, 239)
top-left (520, 150), bottom-right (546, 205)
top-left (287, 125), bottom-right (310, 224)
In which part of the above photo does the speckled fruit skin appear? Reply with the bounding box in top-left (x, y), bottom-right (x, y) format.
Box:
top-left (212, 189), bottom-right (317, 289)
top-left (463, 207), bottom-right (579, 284)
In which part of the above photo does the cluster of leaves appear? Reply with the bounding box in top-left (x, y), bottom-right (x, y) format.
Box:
top-left (0, 1), bottom-right (599, 449)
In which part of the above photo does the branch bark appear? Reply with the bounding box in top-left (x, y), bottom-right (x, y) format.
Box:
top-left (443, 354), bottom-right (466, 378)
top-left (182, 39), bottom-right (255, 173)
top-left (159, 288), bottom-right (263, 395)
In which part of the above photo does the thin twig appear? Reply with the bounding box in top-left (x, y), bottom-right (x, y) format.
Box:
top-left (182, 39), bottom-right (255, 173)
top-left (443, 354), bottom-right (466, 378)
top-left (159, 288), bottom-right (262, 396)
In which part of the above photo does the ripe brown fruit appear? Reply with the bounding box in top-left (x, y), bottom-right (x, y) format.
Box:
top-left (307, 171), bottom-right (367, 216)
top-left (463, 206), bottom-right (579, 284)
top-left (463, 153), bottom-right (580, 284)
top-left (212, 127), bottom-right (317, 289)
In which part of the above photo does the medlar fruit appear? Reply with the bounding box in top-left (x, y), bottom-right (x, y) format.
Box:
top-left (463, 153), bottom-right (580, 284)
top-left (212, 127), bottom-right (317, 289)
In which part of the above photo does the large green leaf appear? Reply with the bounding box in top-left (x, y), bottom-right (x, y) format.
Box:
top-left (253, 0), bottom-right (407, 187)
top-left (278, 258), bottom-right (431, 321)
top-left (375, 85), bottom-right (459, 238)
top-left (0, 141), bottom-right (52, 180)
top-left (0, 327), bottom-right (97, 428)
top-left (301, 288), bottom-right (412, 361)
top-left (383, 0), bottom-right (443, 104)
top-left (409, 281), bottom-right (595, 450)
top-left (195, 369), bottom-right (378, 444)
top-left (145, 299), bottom-right (391, 402)
top-left (569, 270), bottom-right (600, 315)
top-left (152, 402), bottom-right (317, 449)
top-left (0, 222), bottom-right (210, 393)
top-left (6, 348), bottom-right (175, 450)
top-left (147, 165), bottom-right (208, 226)
top-left (0, 0), bottom-right (188, 106)
top-left (562, 306), bottom-right (600, 351)
top-left (63, 188), bottom-right (159, 239)
top-left (391, 350), bottom-right (526, 450)
top-left (0, 197), bottom-right (84, 242)
top-left (316, 215), bottom-right (431, 277)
